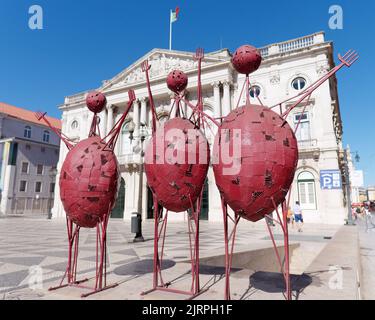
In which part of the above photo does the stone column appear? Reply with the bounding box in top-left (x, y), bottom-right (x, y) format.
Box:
top-left (52, 112), bottom-right (69, 219)
top-left (81, 111), bottom-right (89, 137)
top-left (140, 97), bottom-right (147, 126)
top-left (222, 81), bottom-right (231, 116)
top-left (169, 93), bottom-right (176, 118)
top-left (184, 91), bottom-right (191, 118)
top-left (106, 104), bottom-right (114, 137)
top-left (0, 141), bottom-right (16, 214)
top-left (100, 108), bottom-right (107, 137)
top-left (212, 81), bottom-right (221, 119)
top-left (133, 99), bottom-right (140, 138)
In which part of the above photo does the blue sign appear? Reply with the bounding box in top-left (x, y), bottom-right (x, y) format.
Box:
top-left (320, 170), bottom-right (342, 190)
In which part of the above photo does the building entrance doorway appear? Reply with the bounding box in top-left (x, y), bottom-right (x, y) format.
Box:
top-left (111, 177), bottom-right (125, 218)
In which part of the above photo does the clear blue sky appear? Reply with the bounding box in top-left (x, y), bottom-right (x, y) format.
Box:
top-left (1, 0), bottom-right (374, 185)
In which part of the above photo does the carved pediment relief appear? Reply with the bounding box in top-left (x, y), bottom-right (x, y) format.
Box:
top-left (101, 49), bottom-right (229, 90)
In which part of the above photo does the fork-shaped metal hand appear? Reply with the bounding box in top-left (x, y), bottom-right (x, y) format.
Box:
top-left (34, 111), bottom-right (74, 149)
top-left (141, 60), bottom-right (151, 72)
top-left (338, 50), bottom-right (359, 67)
top-left (34, 111), bottom-right (47, 121)
top-left (128, 89), bottom-right (136, 103)
top-left (194, 48), bottom-right (204, 60)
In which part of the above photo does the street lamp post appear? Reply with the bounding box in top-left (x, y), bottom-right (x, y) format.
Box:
top-left (48, 167), bottom-right (58, 219)
top-left (344, 149), bottom-right (360, 226)
top-left (128, 121), bottom-right (148, 242)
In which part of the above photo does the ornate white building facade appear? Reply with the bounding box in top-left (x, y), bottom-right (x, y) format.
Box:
top-left (53, 31), bottom-right (348, 224)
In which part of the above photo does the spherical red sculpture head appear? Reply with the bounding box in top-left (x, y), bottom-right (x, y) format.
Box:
top-left (86, 91), bottom-right (107, 113)
top-left (166, 70), bottom-right (188, 93)
top-left (144, 118), bottom-right (210, 212)
top-left (231, 45), bottom-right (262, 75)
top-left (212, 104), bottom-right (298, 222)
top-left (59, 136), bottom-right (120, 228)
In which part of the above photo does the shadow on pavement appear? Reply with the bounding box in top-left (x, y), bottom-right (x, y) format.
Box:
top-left (113, 259), bottom-right (175, 276)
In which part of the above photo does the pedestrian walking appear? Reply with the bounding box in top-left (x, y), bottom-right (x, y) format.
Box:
top-left (287, 206), bottom-right (294, 228)
top-left (365, 204), bottom-right (375, 233)
top-left (293, 201), bottom-right (304, 232)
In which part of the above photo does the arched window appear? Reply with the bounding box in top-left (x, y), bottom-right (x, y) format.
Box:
top-left (43, 130), bottom-right (50, 143)
top-left (158, 114), bottom-right (169, 125)
top-left (71, 120), bottom-right (79, 130)
top-left (297, 171), bottom-right (317, 210)
top-left (200, 179), bottom-right (209, 220)
top-left (121, 122), bottom-right (132, 155)
top-left (249, 85), bottom-right (261, 98)
top-left (292, 77), bottom-right (306, 91)
top-left (24, 126), bottom-right (31, 139)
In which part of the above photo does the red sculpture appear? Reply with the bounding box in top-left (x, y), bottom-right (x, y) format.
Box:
top-left (144, 117), bottom-right (210, 212)
top-left (231, 45), bottom-right (262, 75)
top-left (213, 46), bottom-right (358, 300)
top-left (166, 70), bottom-right (188, 93)
top-left (35, 89), bottom-right (136, 297)
top-left (86, 91), bottom-right (107, 113)
top-left (141, 49), bottom-right (217, 299)
top-left (213, 105), bottom-right (298, 222)
top-left (59, 135), bottom-right (120, 228)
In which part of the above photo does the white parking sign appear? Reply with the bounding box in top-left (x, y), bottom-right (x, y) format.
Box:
top-left (320, 170), bottom-right (342, 189)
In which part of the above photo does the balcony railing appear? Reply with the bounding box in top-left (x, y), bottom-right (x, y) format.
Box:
top-left (64, 91), bottom-right (88, 104)
top-left (259, 32), bottom-right (325, 58)
top-left (298, 139), bottom-right (318, 149)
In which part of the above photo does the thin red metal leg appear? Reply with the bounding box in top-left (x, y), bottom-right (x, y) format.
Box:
top-left (268, 199), bottom-right (292, 300)
top-left (141, 193), bottom-right (206, 299)
top-left (221, 197), bottom-right (240, 300)
top-left (282, 201), bottom-right (292, 300)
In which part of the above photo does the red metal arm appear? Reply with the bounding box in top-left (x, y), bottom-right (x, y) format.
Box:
top-left (270, 50), bottom-right (358, 118)
top-left (102, 90), bottom-right (136, 151)
top-left (34, 111), bottom-right (74, 150)
top-left (142, 60), bottom-right (158, 134)
top-left (193, 48), bottom-right (204, 128)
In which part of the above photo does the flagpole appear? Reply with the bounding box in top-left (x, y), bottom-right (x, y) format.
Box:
top-left (169, 10), bottom-right (172, 50)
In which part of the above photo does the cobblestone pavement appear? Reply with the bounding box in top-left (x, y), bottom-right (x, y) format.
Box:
top-left (0, 216), bottom-right (341, 299)
top-left (357, 213), bottom-right (375, 300)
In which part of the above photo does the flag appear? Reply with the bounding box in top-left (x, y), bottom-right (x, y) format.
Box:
top-left (170, 7), bottom-right (180, 23)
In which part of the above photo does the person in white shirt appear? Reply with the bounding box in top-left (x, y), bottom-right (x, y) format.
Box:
top-left (293, 201), bottom-right (303, 232)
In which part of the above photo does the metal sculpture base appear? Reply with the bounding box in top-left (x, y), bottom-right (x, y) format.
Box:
top-left (141, 195), bottom-right (207, 300)
top-left (221, 197), bottom-right (292, 300)
top-left (48, 213), bottom-right (118, 298)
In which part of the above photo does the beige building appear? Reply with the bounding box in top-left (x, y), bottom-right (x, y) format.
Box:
top-left (368, 187), bottom-right (375, 202)
top-left (0, 103), bottom-right (61, 216)
top-left (52, 31), bottom-right (349, 224)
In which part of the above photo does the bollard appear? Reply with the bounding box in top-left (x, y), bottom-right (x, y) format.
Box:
top-left (131, 212), bottom-right (144, 242)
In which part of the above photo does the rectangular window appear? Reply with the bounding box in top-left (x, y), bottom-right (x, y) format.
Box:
top-left (21, 162), bottom-right (29, 173)
top-left (19, 180), bottom-right (27, 192)
top-left (35, 182), bottom-right (42, 193)
top-left (37, 164), bottom-right (43, 175)
top-left (43, 131), bottom-right (50, 143)
top-left (294, 112), bottom-right (311, 141)
top-left (298, 181), bottom-right (317, 210)
top-left (50, 182), bottom-right (55, 193)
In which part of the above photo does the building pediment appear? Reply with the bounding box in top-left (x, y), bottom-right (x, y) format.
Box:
top-left (100, 48), bottom-right (230, 91)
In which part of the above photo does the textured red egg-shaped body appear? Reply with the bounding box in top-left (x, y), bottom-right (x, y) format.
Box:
top-left (59, 136), bottom-right (120, 228)
top-left (145, 118), bottom-right (210, 212)
top-left (231, 45), bottom-right (262, 75)
top-left (166, 70), bottom-right (188, 93)
top-left (86, 91), bottom-right (107, 113)
top-left (213, 104), bottom-right (298, 222)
